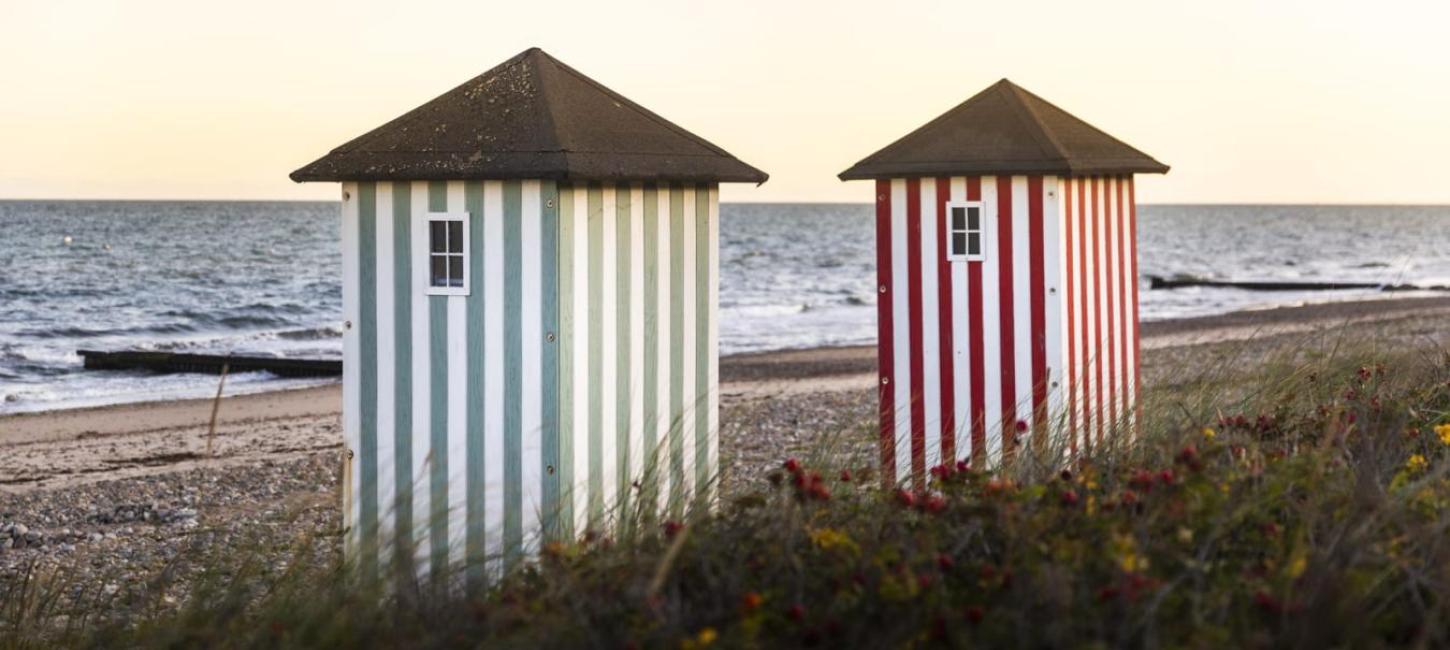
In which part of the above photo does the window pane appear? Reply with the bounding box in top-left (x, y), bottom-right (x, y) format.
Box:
top-left (967, 207), bottom-right (980, 231)
top-left (430, 221), bottom-right (447, 253)
top-left (430, 255), bottom-right (448, 286)
top-left (448, 221), bottom-right (464, 253)
top-left (449, 254), bottom-right (464, 286)
top-left (968, 233), bottom-right (981, 256)
top-left (952, 207), bottom-right (966, 231)
top-left (952, 233), bottom-right (967, 256)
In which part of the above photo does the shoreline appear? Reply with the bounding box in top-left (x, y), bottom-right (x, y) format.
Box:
top-left (4, 294), bottom-right (1450, 494)
top-left (7, 293), bottom-right (1450, 427)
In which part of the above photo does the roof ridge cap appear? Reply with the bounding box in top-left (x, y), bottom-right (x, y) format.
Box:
top-left (541, 52), bottom-right (737, 159)
top-left (998, 80), bottom-right (1072, 168)
top-left (527, 49), bottom-right (570, 154)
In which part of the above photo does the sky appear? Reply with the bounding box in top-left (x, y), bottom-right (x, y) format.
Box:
top-left (2, 0), bottom-right (1447, 204)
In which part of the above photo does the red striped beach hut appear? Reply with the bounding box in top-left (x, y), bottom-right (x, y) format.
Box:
top-left (291, 48), bottom-right (766, 581)
top-left (839, 79), bottom-right (1168, 484)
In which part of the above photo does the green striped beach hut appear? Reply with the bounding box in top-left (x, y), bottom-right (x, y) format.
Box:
top-left (290, 47), bottom-right (767, 581)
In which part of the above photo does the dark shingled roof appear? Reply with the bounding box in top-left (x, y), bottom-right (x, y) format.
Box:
top-left (839, 79), bottom-right (1168, 180)
top-left (291, 48), bottom-right (767, 184)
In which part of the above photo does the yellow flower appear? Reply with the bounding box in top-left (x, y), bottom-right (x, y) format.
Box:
top-left (1287, 553), bottom-right (1308, 579)
top-left (697, 627), bottom-right (718, 646)
top-left (1407, 454), bottom-right (1428, 474)
top-left (1201, 427), bottom-right (1217, 440)
top-left (809, 527), bottom-right (859, 555)
top-left (1435, 423), bottom-right (1450, 446)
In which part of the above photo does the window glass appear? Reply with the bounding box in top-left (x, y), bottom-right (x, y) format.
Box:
top-left (447, 221), bottom-right (464, 253)
top-left (431, 255), bottom-right (448, 286)
top-left (952, 206), bottom-right (966, 231)
top-left (952, 233), bottom-right (967, 256)
top-left (967, 207), bottom-right (980, 231)
top-left (431, 221), bottom-right (447, 254)
top-left (968, 233), bottom-right (981, 256)
top-left (448, 255), bottom-right (464, 286)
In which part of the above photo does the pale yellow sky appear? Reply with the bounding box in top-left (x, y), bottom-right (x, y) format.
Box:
top-left (2, 0), bottom-right (1447, 204)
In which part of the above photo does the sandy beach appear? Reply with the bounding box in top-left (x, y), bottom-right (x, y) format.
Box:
top-left (3, 294), bottom-right (1450, 586)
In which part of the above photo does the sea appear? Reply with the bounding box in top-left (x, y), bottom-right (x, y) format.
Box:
top-left (2, 201), bottom-right (1449, 414)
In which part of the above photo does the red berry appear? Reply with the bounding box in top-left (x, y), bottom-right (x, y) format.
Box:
top-left (895, 488), bottom-right (916, 508)
top-left (964, 605), bottom-right (985, 623)
top-left (662, 520), bottom-right (684, 538)
top-left (741, 591), bottom-right (763, 611)
top-left (923, 494), bottom-right (947, 514)
top-left (937, 553), bottom-right (955, 570)
top-left (784, 458), bottom-right (802, 474)
top-left (1157, 469), bottom-right (1175, 485)
top-left (1060, 490), bottom-right (1080, 507)
top-left (787, 603), bottom-right (806, 622)
top-left (839, 469), bottom-right (852, 482)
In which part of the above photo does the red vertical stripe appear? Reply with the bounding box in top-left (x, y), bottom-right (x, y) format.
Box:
top-left (995, 176), bottom-right (1017, 456)
top-left (1128, 178), bottom-right (1142, 424)
top-left (1028, 176), bottom-right (1047, 440)
top-left (966, 177), bottom-right (986, 465)
top-left (1116, 177), bottom-right (1130, 428)
top-left (1091, 178), bottom-right (1104, 447)
top-left (875, 180), bottom-right (895, 486)
top-left (935, 178), bottom-right (956, 464)
top-left (905, 179), bottom-right (925, 486)
top-left (1063, 178), bottom-right (1077, 452)
top-left (1077, 179), bottom-right (1091, 450)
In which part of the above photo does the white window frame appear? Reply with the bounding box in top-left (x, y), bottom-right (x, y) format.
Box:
top-left (945, 200), bottom-right (987, 262)
top-left (423, 211), bottom-right (471, 296)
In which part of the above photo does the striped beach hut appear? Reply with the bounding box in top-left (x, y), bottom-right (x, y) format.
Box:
top-left (291, 48), bottom-right (766, 580)
top-left (839, 79), bottom-right (1167, 484)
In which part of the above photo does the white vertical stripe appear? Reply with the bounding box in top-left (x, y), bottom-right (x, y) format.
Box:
top-left (949, 177), bottom-right (970, 463)
top-left (520, 180), bottom-right (543, 552)
top-left (1010, 176), bottom-right (1033, 442)
top-left (1042, 177), bottom-right (1065, 450)
top-left (600, 185), bottom-right (619, 517)
top-left (445, 182), bottom-right (467, 572)
top-left (1069, 178), bottom-right (1085, 442)
top-left (680, 186), bottom-right (698, 499)
top-left (889, 178), bottom-right (911, 482)
top-left (482, 181), bottom-right (506, 559)
top-left (706, 187), bottom-right (721, 500)
top-left (918, 180), bottom-right (942, 470)
top-left (979, 177), bottom-right (1002, 465)
top-left (1090, 177), bottom-right (1102, 441)
top-left (570, 186), bottom-right (591, 536)
top-left (341, 182), bottom-right (361, 557)
top-left (1107, 176), bottom-right (1119, 435)
top-left (374, 183), bottom-right (397, 568)
top-left (654, 187), bottom-right (672, 513)
top-left (1124, 177), bottom-right (1138, 431)
top-left (408, 181), bottom-right (431, 578)
top-left (628, 185), bottom-right (646, 499)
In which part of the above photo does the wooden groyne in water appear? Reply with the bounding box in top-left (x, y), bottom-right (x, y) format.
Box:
top-left (1146, 276), bottom-right (1450, 293)
top-left (77, 350), bottom-right (341, 378)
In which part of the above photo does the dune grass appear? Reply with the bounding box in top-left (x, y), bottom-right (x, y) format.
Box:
top-left (4, 336), bottom-right (1450, 649)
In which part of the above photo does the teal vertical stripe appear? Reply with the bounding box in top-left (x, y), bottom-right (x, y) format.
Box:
top-left (694, 186), bottom-right (712, 501)
top-left (502, 180), bottom-right (524, 565)
top-left (427, 182), bottom-right (449, 579)
top-left (464, 181), bottom-right (486, 583)
top-left (539, 181), bottom-right (561, 541)
top-left (668, 185), bottom-right (685, 513)
top-left (556, 185), bottom-right (575, 539)
top-left (391, 182), bottom-right (413, 574)
top-left (615, 186), bottom-right (632, 520)
top-left (358, 182), bottom-right (378, 577)
top-left (586, 185), bottom-right (604, 524)
top-left (641, 185), bottom-right (659, 511)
